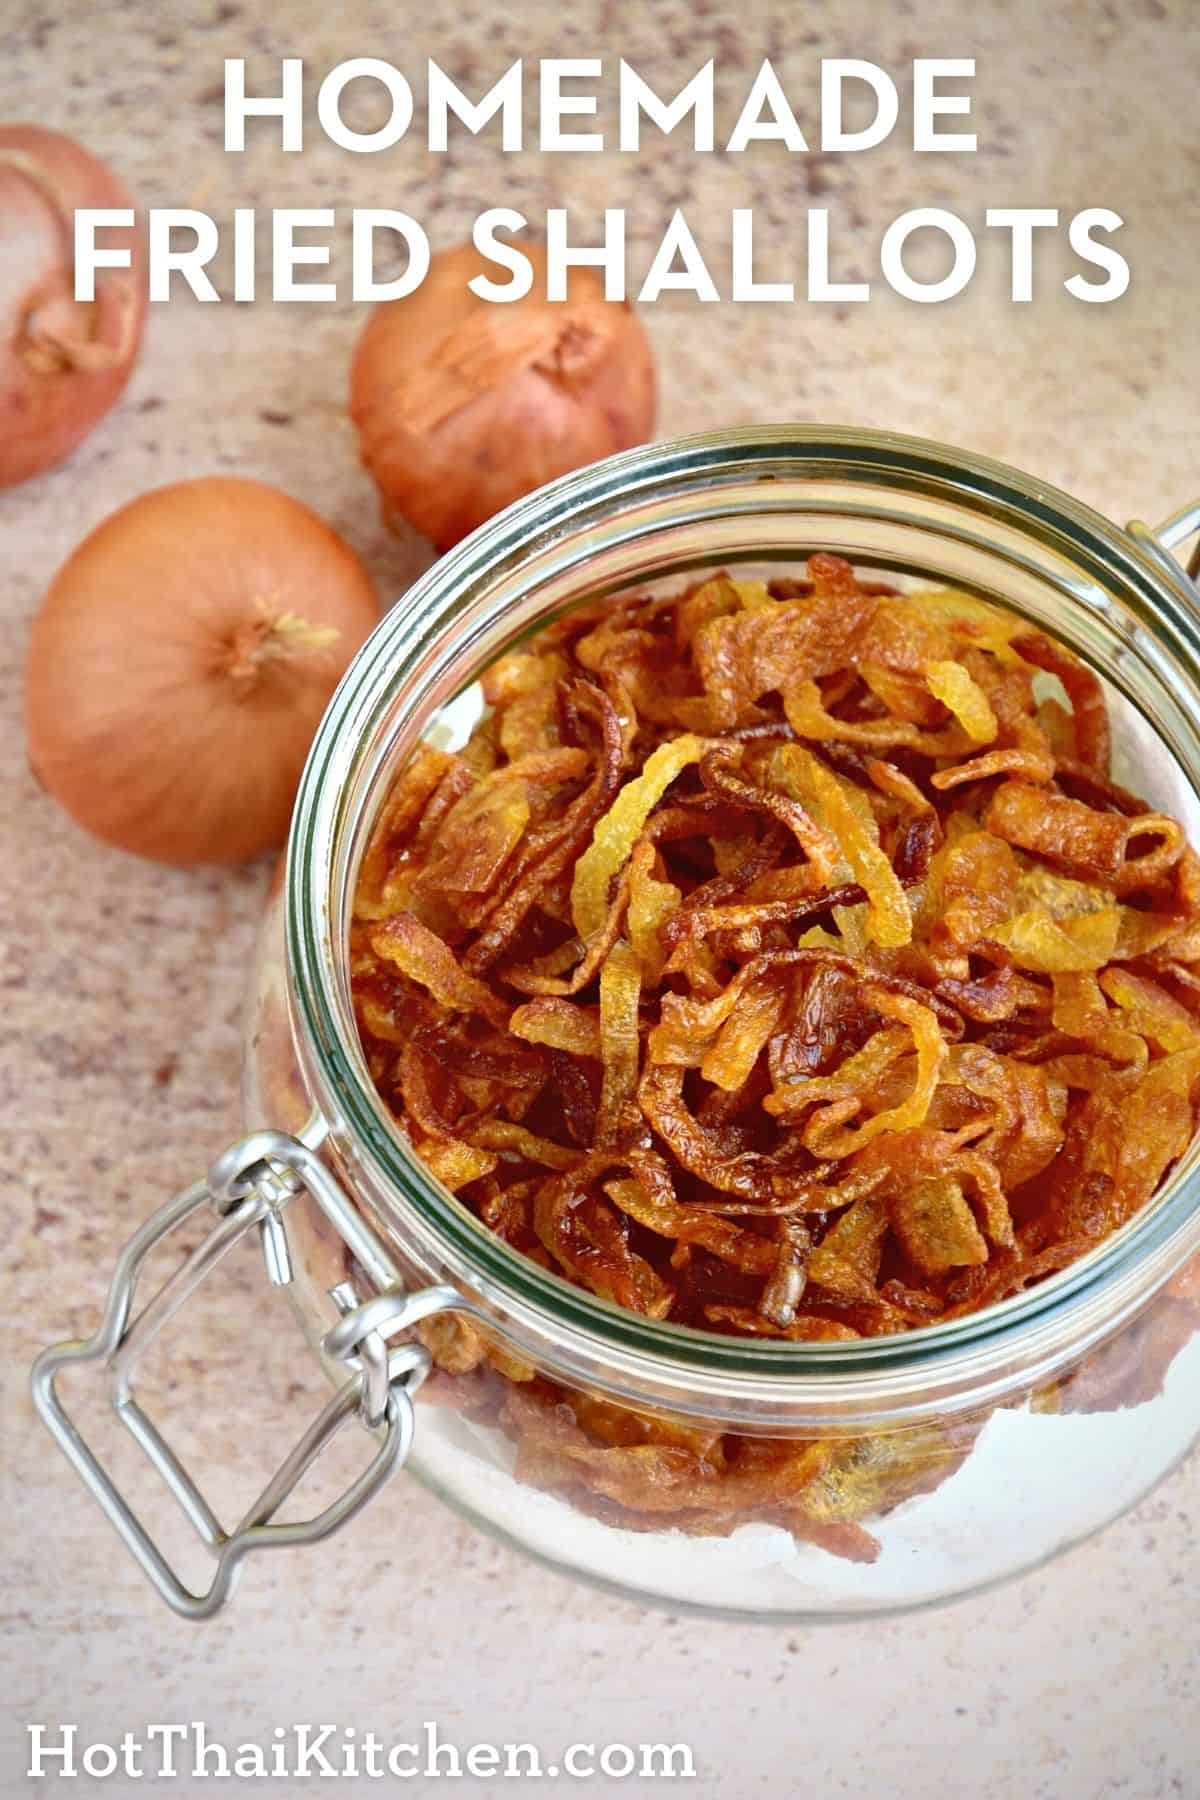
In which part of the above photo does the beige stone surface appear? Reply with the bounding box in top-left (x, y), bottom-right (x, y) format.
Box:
top-left (2, 1), bottom-right (1199, 1794)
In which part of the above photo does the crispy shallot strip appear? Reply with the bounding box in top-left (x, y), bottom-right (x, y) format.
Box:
top-left (351, 557), bottom-right (1199, 1432)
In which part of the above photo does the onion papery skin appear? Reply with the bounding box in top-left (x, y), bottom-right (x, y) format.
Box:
top-left (0, 123), bottom-right (147, 490)
top-left (24, 478), bottom-right (380, 866)
top-left (350, 242), bottom-right (657, 552)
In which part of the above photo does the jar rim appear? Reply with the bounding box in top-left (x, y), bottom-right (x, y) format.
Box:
top-left (286, 424), bottom-right (1200, 1396)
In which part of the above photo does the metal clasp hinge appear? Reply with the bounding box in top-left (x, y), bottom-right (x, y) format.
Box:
top-left (30, 1131), bottom-right (461, 1620)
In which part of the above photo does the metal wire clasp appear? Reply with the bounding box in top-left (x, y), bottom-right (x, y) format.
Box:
top-left (30, 1130), bottom-right (462, 1620)
top-left (1128, 500), bottom-right (1200, 594)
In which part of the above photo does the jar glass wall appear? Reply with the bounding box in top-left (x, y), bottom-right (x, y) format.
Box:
top-left (245, 430), bottom-right (1200, 1617)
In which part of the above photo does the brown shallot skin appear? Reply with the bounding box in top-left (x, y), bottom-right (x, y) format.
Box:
top-left (350, 242), bottom-right (657, 551)
top-left (0, 124), bottom-right (146, 489)
top-left (25, 478), bottom-right (379, 866)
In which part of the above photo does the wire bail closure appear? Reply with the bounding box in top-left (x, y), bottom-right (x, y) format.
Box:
top-left (33, 489), bottom-right (1200, 1623)
top-left (30, 1130), bottom-right (463, 1620)
top-left (1128, 501), bottom-right (1200, 595)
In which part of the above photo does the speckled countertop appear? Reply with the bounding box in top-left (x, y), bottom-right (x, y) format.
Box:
top-left (3, 1), bottom-right (1199, 1795)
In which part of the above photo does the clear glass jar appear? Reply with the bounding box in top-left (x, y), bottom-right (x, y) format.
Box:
top-left (38, 429), bottom-right (1200, 1620)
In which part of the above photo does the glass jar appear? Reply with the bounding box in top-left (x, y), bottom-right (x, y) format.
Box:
top-left (35, 428), bottom-right (1200, 1621)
